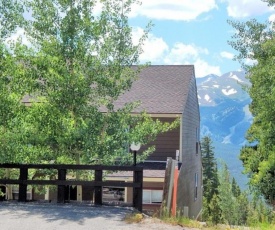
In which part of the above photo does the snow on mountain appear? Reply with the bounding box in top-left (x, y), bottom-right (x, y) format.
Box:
top-left (228, 72), bottom-right (245, 82)
top-left (197, 70), bottom-right (251, 146)
top-left (222, 88), bottom-right (237, 96)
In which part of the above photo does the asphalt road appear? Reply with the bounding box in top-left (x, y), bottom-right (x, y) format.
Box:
top-left (0, 202), bottom-right (191, 230)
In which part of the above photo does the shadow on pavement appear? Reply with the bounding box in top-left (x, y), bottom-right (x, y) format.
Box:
top-left (0, 201), bottom-right (133, 224)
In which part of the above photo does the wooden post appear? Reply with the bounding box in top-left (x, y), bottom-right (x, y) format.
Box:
top-left (44, 176), bottom-right (50, 201)
top-left (167, 160), bottom-right (176, 213)
top-left (133, 169), bottom-right (143, 212)
top-left (94, 169), bottom-right (102, 205)
top-left (76, 153), bottom-right (82, 202)
top-left (19, 166), bottom-right (28, 202)
top-left (172, 166), bottom-right (179, 216)
top-left (162, 158), bottom-right (172, 205)
top-left (5, 169), bottom-right (13, 200)
top-left (57, 169), bottom-right (66, 203)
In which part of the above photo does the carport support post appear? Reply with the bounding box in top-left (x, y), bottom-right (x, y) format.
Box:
top-left (19, 166), bottom-right (28, 202)
top-left (94, 169), bottom-right (102, 205)
top-left (57, 169), bottom-right (66, 203)
top-left (133, 169), bottom-right (143, 212)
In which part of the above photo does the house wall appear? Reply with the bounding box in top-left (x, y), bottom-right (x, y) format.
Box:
top-left (124, 180), bottom-right (164, 214)
top-left (125, 181), bottom-right (164, 203)
top-left (140, 117), bottom-right (180, 161)
top-left (143, 181), bottom-right (164, 214)
top-left (177, 76), bottom-right (202, 219)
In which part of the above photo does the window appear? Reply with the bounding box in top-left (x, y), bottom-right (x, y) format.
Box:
top-left (196, 127), bottom-right (200, 154)
top-left (195, 173), bottom-right (198, 200)
top-left (143, 190), bottom-right (163, 204)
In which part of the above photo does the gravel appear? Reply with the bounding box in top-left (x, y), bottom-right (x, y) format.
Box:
top-left (0, 202), bottom-right (198, 230)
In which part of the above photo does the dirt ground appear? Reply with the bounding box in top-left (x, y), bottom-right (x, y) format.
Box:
top-left (0, 202), bottom-right (199, 230)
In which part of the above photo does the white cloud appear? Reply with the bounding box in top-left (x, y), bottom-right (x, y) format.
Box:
top-left (132, 28), bottom-right (221, 78)
top-left (269, 13), bottom-right (275, 22)
top-left (132, 27), bottom-right (169, 63)
top-left (94, 0), bottom-right (217, 21)
top-left (163, 42), bottom-right (209, 64)
top-left (130, 0), bottom-right (217, 21)
top-left (163, 43), bottom-right (221, 77)
top-left (223, 0), bottom-right (273, 18)
top-left (193, 59), bottom-right (221, 78)
top-left (244, 58), bottom-right (258, 66)
top-left (220, 51), bottom-right (234, 59)
top-left (5, 28), bottom-right (30, 47)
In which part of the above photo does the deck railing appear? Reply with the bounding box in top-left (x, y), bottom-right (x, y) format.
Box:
top-left (0, 164), bottom-right (143, 212)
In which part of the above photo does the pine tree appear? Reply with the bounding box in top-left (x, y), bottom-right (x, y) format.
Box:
top-left (201, 136), bottom-right (219, 203)
top-left (236, 191), bottom-right (249, 225)
top-left (209, 193), bottom-right (222, 225)
top-left (232, 177), bottom-right (241, 198)
top-left (218, 163), bottom-right (238, 225)
top-left (201, 136), bottom-right (220, 222)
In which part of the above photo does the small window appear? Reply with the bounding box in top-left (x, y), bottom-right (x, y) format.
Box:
top-left (143, 190), bottom-right (163, 204)
top-left (196, 127), bottom-right (200, 154)
top-left (195, 173), bottom-right (198, 200)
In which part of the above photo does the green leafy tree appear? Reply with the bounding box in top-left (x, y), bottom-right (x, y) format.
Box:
top-left (1, 0), bottom-right (179, 200)
top-left (0, 0), bottom-right (24, 39)
top-left (0, 0), bottom-right (29, 199)
top-left (229, 0), bottom-right (275, 204)
top-left (3, 0), bottom-right (178, 165)
top-left (247, 194), bottom-right (275, 226)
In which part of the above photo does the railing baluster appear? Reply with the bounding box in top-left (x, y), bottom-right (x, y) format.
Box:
top-left (133, 169), bottom-right (143, 212)
top-left (57, 169), bottom-right (66, 203)
top-left (19, 166), bottom-right (28, 202)
top-left (94, 169), bottom-right (102, 205)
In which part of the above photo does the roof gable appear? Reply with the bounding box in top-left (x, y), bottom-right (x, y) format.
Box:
top-left (114, 65), bottom-right (195, 114)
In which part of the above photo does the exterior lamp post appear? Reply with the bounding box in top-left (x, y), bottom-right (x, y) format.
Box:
top-left (130, 143), bottom-right (141, 166)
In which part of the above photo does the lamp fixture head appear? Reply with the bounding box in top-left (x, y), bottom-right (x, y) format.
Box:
top-left (130, 143), bottom-right (141, 151)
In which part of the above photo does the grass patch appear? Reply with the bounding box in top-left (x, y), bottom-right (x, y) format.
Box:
top-left (249, 222), bottom-right (275, 230)
top-left (156, 203), bottom-right (203, 228)
top-left (124, 212), bottom-right (143, 224)
top-left (177, 216), bottom-right (203, 228)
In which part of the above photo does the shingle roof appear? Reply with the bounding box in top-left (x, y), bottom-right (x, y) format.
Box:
top-left (22, 65), bottom-right (195, 114)
top-left (114, 65), bottom-right (195, 114)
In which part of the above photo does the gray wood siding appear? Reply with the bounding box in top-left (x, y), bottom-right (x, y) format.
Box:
top-left (177, 76), bottom-right (203, 219)
top-left (140, 117), bottom-right (180, 161)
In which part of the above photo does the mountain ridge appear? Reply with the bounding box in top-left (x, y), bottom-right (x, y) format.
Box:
top-left (197, 70), bottom-right (252, 146)
top-left (197, 70), bottom-right (251, 187)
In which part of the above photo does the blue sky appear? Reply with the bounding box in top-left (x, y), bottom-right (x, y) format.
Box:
top-left (8, 0), bottom-right (275, 78)
top-left (127, 0), bottom-right (275, 77)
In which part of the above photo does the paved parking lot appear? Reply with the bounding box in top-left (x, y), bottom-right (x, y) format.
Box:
top-left (0, 202), bottom-right (188, 230)
top-left (0, 202), bottom-right (132, 230)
